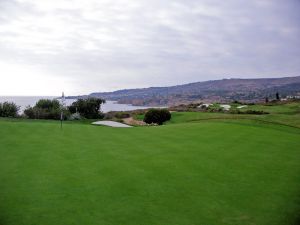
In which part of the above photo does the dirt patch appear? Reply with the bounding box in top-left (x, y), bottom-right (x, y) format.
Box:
top-left (123, 117), bottom-right (146, 126)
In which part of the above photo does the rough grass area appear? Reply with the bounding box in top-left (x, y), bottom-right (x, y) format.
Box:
top-left (165, 102), bottom-right (300, 128)
top-left (0, 118), bottom-right (299, 225)
top-left (240, 102), bottom-right (300, 114)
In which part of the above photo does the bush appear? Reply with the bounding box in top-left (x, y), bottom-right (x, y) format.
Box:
top-left (232, 100), bottom-right (242, 104)
top-left (68, 98), bottom-right (105, 119)
top-left (24, 99), bottom-right (69, 120)
top-left (143, 109), bottom-right (171, 125)
top-left (0, 102), bottom-right (20, 117)
top-left (115, 112), bottom-right (131, 119)
top-left (36, 99), bottom-right (60, 109)
top-left (69, 113), bottom-right (82, 120)
top-left (244, 110), bottom-right (269, 115)
top-left (103, 112), bottom-right (114, 120)
top-left (229, 109), bottom-right (269, 115)
top-left (23, 106), bottom-right (35, 119)
top-left (187, 103), bottom-right (201, 109)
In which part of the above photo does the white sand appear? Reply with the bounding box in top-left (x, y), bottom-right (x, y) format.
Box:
top-left (237, 105), bottom-right (248, 109)
top-left (198, 103), bottom-right (212, 108)
top-left (220, 104), bottom-right (231, 110)
top-left (92, 121), bottom-right (132, 128)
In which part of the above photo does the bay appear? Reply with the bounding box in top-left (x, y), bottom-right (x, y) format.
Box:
top-left (0, 96), bottom-right (150, 113)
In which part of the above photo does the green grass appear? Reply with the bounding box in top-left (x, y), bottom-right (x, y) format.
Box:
top-left (165, 102), bottom-right (300, 128)
top-left (239, 102), bottom-right (300, 114)
top-left (166, 111), bottom-right (300, 128)
top-left (0, 116), bottom-right (300, 225)
top-left (133, 102), bottom-right (300, 128)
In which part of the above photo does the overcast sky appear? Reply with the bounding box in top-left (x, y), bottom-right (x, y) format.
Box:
top-left (0, 0), bottom-right (300, 96)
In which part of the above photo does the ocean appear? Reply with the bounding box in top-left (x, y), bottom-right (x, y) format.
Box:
top-left (0, 96), bottom-right (150, 113)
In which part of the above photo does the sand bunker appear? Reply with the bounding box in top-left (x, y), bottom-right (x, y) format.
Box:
top-left (220, 104), bottom-right (231, 110)
top-left (237, 105), bottom-right (248, 109)
top-left (92, 121), bottom-right (132, 128)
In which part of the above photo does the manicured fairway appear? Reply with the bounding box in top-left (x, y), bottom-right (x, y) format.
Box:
top-left (0, 118), bottom-right (300, 225)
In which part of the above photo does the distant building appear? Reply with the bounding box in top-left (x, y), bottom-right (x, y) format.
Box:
top-left (287, 95), bottom-right (300, 99)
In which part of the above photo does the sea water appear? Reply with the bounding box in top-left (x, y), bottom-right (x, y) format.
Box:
top-left (0, 96), bottom-right (150, 113)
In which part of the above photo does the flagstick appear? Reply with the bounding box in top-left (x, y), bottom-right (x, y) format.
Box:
top-left (61, 112), bottom-right (63, 129)
top-left (61, 92), bottom-right (65, 129)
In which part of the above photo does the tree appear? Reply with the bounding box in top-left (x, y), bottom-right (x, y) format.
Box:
top-left (276, 92), bottom-right (280, 101)
top-left (265, 97), bottom-right (269, 103)
top-left (68, 98), bottom-right (105, 119)
top-left (36, 99), bottom-right (60, 110)
top-left (143, 109), bottom-right (171, 125)
top-left (24, 99), bottom-right (68, 120)
top-left (0, 102), bottom-right (20, 117)
top-left (23, 106), bottom-right (35, 119)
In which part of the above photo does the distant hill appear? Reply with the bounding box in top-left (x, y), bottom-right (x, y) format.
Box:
top-left (87, 76), bottom-right (300, 106)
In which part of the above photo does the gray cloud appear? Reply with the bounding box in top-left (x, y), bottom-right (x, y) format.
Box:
top-left (0, 0), bottom-right (299, 95)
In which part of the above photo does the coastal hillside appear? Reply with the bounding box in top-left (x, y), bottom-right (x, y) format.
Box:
top-left (88, 76), bottom-right (300, 106)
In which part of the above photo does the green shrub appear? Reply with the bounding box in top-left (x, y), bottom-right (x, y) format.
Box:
top-left (0, 102), bottom-right (20, 117)
top-left (228, 109), bottom-right (241, 114)
top-left (143, 109), bottom-right (171, 125)
top-left (244, 110), bottom-right (269, 115)
top-left (24, 99), bottom-right (69, 120)
top-left (229, 109), bottom-right (269, 115)
top-left (68, 98), bottom-right (105, 119)
top-left (36, 99), bottom-right (60, 110)
top-left (115, 118), bottom-right (124, 123)
top-left (23, 106), bottom-right (35, 119)
top-left (115, 112), bottom-right (131, 119)
top-left (69, 113), bottom-right (82, 120)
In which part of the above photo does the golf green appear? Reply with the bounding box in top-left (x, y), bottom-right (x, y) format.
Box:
top-left (0, 119), bottom-right (299, 225)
